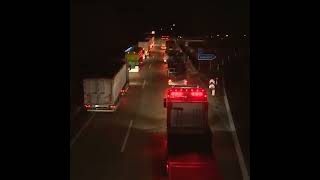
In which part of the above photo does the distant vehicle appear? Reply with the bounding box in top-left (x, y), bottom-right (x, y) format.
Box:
top-left (167, 54), bottom-right (187, 86)
top-left (163, 86), bottom-right (222, 180)
top-left (82, 61), bottom-right (129, 112)
top-left (161, 35), bottom-right (170, 40)
top-left (166, 40), bottom-right (176, 52)
top-left (167, 67), bottom-right (187, 86)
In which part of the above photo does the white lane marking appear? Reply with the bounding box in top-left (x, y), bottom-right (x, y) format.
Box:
top-left (232, 131), bottom-right (250, 180)
top-left (142, 80), bottom-right (147, 89)
top-left (70, 112), bottom-right (96, 148)
top-left (223, 86), bottom-right (250, 180)
top-left (149, 64), bottom-right (152, 69)
top-left (121, 120), bottom-right (133, 152)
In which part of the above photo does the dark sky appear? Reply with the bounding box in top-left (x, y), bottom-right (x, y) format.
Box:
top-left (71, 0), bottom-right (249, 64)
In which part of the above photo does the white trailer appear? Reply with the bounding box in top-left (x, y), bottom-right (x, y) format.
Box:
top-left (83, 62), bottom-right (129, 112)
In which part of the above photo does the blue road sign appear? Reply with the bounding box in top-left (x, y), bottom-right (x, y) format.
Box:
top-left (198, 54), bottom-right (216, 60)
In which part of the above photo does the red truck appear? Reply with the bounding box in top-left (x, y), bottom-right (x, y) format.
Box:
top-left (164, 86), bottom-right (223, 180)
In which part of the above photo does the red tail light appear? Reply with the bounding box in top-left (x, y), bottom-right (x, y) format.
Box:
top-left (167, 87), bottom-right (207, 101)
top-left (170, 91), bottom-right (183, 97)
top-left (168, 79), bottom-right (172, 84)
top-left (191, 92), bottom-right (204, 97)
top-left (110, 105), bottom-right (116, 109)
top-left (84, 104), bottom-right (91, 108)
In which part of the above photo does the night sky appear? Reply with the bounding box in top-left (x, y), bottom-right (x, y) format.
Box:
top-left (71, 0), bottom-right (249, 64)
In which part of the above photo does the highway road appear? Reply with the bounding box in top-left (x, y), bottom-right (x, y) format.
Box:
top-left (70, 39), bottom-right (245, 180)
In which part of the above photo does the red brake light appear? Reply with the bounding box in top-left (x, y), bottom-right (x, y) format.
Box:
top-left (191, 91), bottom-right (204, 97)
top-left (170, 91), bottom-right (183, 98)
top-left (167, 87), bottom-right (207, 100)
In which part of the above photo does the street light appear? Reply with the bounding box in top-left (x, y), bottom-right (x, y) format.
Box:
top-left (226, 34), bottom-right (229, 37)
top-left (217, 34), bottom-right (220, 37)
top-left (171, 28), bottom-right (173, 30)
top-left (173, 24), bottom-right (175, 27)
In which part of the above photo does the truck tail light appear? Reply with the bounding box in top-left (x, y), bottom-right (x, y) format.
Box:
top-left (170, 92), bottom-right (183, 97)
top-left (191, 92), bottom-right (204, 97)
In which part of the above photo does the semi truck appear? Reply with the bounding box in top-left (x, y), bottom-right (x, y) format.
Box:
top-left (163, 86), bottom-right (222, 180)
top-left (82, 61), bottom-right (129, 112)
